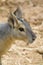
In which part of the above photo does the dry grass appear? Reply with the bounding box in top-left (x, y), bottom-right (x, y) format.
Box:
top-left (0, 0), bottom-right (43, 65)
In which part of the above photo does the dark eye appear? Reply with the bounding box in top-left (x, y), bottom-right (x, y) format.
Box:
top-left (19, 27), bottom-right (24, 31)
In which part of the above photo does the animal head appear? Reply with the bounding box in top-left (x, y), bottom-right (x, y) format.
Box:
top-left (8, 7), bottom-right (36, 43)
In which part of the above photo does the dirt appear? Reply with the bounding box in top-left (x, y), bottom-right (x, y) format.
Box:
top-left (0, 0), bottom-right (43, 65)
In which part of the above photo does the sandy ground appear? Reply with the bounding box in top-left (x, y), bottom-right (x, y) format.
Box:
top-left (0, 0), bottom-right (43, 65)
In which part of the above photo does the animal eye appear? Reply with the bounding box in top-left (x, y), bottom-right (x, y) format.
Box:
top-left (19, 27), bottom-right (24, 31)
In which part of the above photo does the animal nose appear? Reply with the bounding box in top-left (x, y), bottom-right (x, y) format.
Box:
top-left (32, 35), bottom-right (36, 41)
top-left (32, 37), bottom-right (35, 41)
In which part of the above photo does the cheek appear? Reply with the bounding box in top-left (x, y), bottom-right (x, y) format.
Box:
top-left (12, 29), bottom-right (27, 40)
top-left (19, 32), bottom-right (26, 37)
top-left (21, 32), bottom-right (27, 39)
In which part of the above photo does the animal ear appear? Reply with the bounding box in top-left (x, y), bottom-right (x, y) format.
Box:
top-left (8, 12), bottom-right (18, 28)
top-left (14, 6), bottom-right (22, 18)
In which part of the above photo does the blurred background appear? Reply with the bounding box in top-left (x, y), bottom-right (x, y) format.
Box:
top-left (0, 0), bottom-right (43, 65)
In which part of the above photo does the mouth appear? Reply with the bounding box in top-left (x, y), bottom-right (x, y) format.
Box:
top-left (27, 35), bottom-right (36, 45)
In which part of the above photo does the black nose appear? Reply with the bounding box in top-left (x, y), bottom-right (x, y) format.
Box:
top-left (32, 34), bottom-right (36, 41)
top-left (32, 37), bottom-right (35, 41)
